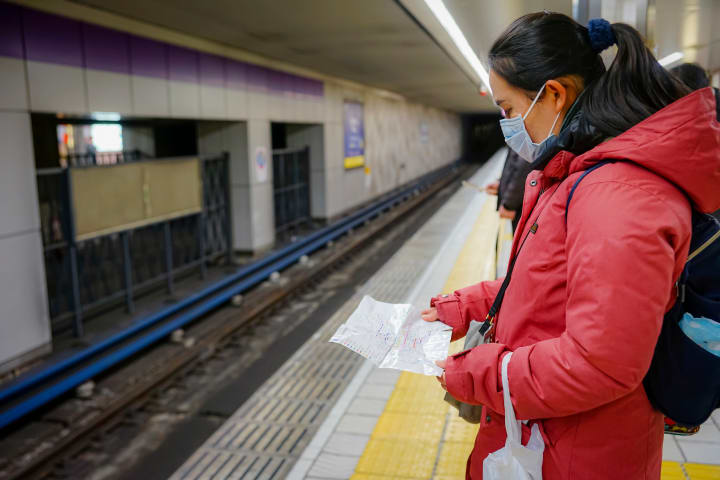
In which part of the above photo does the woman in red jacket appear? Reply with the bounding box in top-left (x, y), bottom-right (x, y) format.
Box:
top-left (422, 12), bottom-right (720, 479)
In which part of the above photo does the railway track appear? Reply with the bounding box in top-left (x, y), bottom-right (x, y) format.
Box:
top-left (0, 161), bottom-right (475, 480)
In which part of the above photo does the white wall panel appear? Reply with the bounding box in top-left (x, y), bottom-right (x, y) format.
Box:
top-left (86, 69), bottom-right (132, 114)
top-left (250, 181), bottom-right (274, 250)
top-left (0, 231), bottom-right (50, 369)
top-left (169, 80), bottom-right (200, 118)
top-left (247, 91), bottom-right (268, 120)
top-left (231, 183), bottom-right (254, 251)
top-left (131, 75), bottom-right (170, 117)
top-left (0, 56), bottom-right (28, 111)
top-left (199, 85), bottom-right (227, 119)
top-left (0, 112), bottom-right (40, 237)
top-left (226, 89), bottom-right (248, 120)
top-left (27, 61), bottom-right (87, 113)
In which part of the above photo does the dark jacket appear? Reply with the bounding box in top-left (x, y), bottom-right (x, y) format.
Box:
top-left (497, 150), bottom-right (533, 212)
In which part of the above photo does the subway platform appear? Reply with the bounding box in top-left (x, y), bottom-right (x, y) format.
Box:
top-left (169, 149), bottom-right (720, 480)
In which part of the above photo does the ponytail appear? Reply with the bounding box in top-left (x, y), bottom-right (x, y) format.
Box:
top-left (489, 12), bottom-right (690, 138)
top-left (582, 23), bottom-right (691, 136)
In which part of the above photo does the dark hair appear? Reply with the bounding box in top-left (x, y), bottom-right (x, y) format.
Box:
top-left (671, 63), bottom-right (710, 91)
top-left (489, 12), bottom-right (691, 138)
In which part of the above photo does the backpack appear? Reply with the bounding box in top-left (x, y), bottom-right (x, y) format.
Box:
top-left (566, 160), bottom-right (720, 427)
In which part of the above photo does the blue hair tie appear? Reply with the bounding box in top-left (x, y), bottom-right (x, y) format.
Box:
top-left (587, 18), bottom-right (616, 53)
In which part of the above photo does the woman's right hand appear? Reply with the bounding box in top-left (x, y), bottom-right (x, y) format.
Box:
top-left (485, 180), bottom-right (499, 195)
top-left (498, 205), bottom-right (516, 220)
top-left (421, 307), bottom-right (439, 322)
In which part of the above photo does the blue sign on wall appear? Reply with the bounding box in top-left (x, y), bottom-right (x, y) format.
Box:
top-left (343, 100), bottom-right (365, 169)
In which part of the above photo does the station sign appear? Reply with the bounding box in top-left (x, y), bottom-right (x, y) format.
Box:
top-left (343, 100), bottom-right (365, 169)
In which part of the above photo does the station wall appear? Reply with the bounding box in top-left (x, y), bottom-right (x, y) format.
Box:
top-left (0, 0), bottom-right (461, 367)
top-left (0, 1), bottom-right (461, 221)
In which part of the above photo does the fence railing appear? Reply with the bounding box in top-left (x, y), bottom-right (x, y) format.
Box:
top-left (273, 146), bottom-right (311, 237)
top-left (36, 153), bottom-right (232, 336)
top-left (60, 149), bottom-right (148, 167)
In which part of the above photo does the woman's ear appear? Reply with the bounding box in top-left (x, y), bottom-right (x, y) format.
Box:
top-left (545, 79), bottom-right (568, 113)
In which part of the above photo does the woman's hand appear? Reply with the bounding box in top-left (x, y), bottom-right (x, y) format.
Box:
top-left (423, 305), bottom-right (463, 341)
top-left (421, 307), bottom-right (439, 322)
top-left (435, 359), bottom-right (447, 390)
top-left (499, 205), bottom-right (516, 220)
top-left (485, 180), bottom-right (500, 195)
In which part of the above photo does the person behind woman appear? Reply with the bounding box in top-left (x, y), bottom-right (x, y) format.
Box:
top-left (485, 149), bottom-right (533, 231)
top-left (670, 62), bottom-right (710, 90)
top-left (422, 12), bottom-right (720, 479)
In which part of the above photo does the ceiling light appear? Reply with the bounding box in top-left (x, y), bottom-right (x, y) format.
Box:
top-left (658, 51), bottom-right (684, 67)
top-left (91, 112), bottom-right (122, 122)
top-left (423, 0), bottom-right (491, 93)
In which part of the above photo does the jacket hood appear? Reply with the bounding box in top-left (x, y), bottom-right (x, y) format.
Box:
top-left (566, 88), bottom-right (720, 213)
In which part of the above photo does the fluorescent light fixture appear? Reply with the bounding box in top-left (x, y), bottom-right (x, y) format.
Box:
top-left (423, 0), bottom-right (492, 93)
top-left (658, 51), bottom-right (684, 67)
top-left (91, 112), bottom-right (122, 121)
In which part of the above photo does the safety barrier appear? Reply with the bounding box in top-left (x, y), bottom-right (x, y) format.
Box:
top-left (0, 159), bottom-right (462, 430)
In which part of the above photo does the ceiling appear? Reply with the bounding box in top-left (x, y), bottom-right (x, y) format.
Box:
top-left (68, 0), bottom-right (491, 113)
top-left (570, 0), bottom-right (720, 72)
top-left (445, 0), bottom-right (572, 64)
top-left (651, 0), bottom-right (720, 73)
top-left (67, 0), bottom-right (718, 114)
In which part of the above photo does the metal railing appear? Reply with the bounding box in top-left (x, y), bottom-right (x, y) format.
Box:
top-left (273, 146), bottom-right (311, 237)
top-left (36, 153), bottom-right (232, 336)
top-left (60, 149), bottom-right (148, 167)
top-left (0, 158), bottom-right (464, 431)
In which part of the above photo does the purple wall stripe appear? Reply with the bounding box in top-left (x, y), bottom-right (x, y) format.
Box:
top-left (22, 8), bottom-right (84, 68)
top-left (129, 36), bottom-right (167, 79)
top-left (267, 69), bottom-right (285, 93)
top-left (293, 75), bottom-right (304, 95)
top-left (224, 58), bottom-right (246, 89)
top-left (300, 76), bottom-right (317, 95)
top-left (0, 1), bottom-right (324, 97)
top-left (295, 76), bottom-right (308, 95)
top-left (199, 52), bottom-right (224, 87)
top-left (298, 75), bottom-right (320, 95)
top-left (246, 64), bottom-right (269, 92)
top-left (82, 23), bottom-right (129, 74)
top-left (167, 45), bottom-right (198, 83)
top-left (0, 2), bottom-right (24, 59)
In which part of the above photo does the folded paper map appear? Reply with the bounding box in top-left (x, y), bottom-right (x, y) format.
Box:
top-left (329, 295), bottom-right (452, 376)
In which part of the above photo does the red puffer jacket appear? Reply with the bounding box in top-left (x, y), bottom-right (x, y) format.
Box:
top-left (432, 88), bottom-right (720, 479)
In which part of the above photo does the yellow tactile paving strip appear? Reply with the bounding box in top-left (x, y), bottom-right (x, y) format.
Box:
top-left (683, 463), bottom-right (720, 479)
top-left (351, 194), bottom-right (720, 480)
top-left (352, 196), bottom-right (498, 480)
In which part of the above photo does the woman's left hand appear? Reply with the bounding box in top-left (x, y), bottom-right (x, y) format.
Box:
top-left (421, 307), bottom-right (439, 322)
top-left (435, 359), bottom-right (447, 391)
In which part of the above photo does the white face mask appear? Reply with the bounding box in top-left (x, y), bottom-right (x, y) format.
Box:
top-left (499, 83), bottom-right (561, 163)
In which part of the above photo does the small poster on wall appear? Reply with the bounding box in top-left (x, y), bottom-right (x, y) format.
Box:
top-left (343, 100), bottom-right (365, 169)
top-left (254, 146), bottom-right (269, 183)
top-left (420, 122), bottom-right (429, 144)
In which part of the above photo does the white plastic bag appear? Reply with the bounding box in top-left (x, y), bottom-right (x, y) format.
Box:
top-left (483, 352), bottom-right (544, 480)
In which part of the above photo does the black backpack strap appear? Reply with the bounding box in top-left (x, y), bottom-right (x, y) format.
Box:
top-left (565, 160), bottom-right (615, 226)
top-left (478, 190), bottom-right (551, 340)
top-left (478, 160), bottom-right (617, 342)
